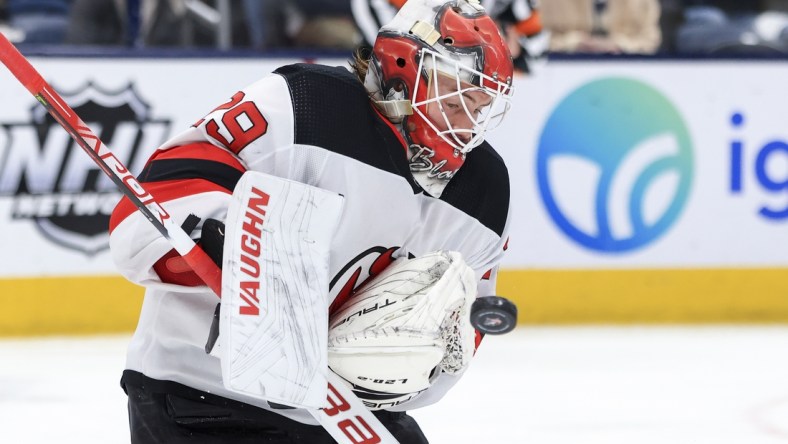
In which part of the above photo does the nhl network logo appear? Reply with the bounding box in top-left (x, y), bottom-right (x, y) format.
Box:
top-left (0, 83), bottom-right (171, 254)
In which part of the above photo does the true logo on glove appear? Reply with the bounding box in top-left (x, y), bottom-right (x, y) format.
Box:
top-left (332, 298), bottom-right (397, 328)
top-left (236, 186), bottom-right (271, 316)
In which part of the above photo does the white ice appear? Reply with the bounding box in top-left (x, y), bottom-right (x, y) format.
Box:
top-left (1, 327), bottom-right (788, 444)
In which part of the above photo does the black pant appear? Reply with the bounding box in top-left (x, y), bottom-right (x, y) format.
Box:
top-left (123, 372), bottom-right (429, 443)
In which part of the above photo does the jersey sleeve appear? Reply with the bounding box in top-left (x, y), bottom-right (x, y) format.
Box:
top-left (108, 142), bottom-right (245, 289)
top-left (109, 73), bottom-right (296, 289)
top-left (161, 73), bottom-right (295, 171)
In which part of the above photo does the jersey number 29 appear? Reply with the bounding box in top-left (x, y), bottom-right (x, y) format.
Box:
top-left (195, 91), bottom-right (268, 154)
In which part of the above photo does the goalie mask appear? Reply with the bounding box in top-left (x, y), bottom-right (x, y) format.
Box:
top-left (365, 0), bottom-right (514, 197)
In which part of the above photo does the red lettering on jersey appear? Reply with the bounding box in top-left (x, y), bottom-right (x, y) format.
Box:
top-left (324, 382), bottom-right (352, 416)
top-left (324, 383), bottom-right (382, 443)
top-left (193, 91), bottom-right (244, 127)
top-left (337, 417), bottom-right (382, 444)
top-left (198, 91), bottom-right (269, 154)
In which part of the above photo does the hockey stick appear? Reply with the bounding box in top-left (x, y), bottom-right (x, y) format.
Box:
top-left (0, 34), bottom-right (222, 296)
top-left (0, 34), bottom-right (398, 443)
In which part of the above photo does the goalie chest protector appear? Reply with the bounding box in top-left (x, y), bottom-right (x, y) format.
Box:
top-left (265, 63), bottom-right (510, 303)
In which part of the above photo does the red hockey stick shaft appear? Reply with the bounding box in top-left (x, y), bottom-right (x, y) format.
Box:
top-left (0, 34), bottom-right (222, 296)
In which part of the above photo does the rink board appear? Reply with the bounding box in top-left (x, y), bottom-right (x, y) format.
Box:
top-left (2, 268), bottom-right (788, 336)
top-left (1, 56), bottom-right (788, 335)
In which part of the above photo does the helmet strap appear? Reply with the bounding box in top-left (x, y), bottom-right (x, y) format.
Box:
top-left (372, 99), bottom-right (413, 120)
top-left (410, 21), bottom-right (441, 46)
top-left (364, 58), bottom-right (414, 121)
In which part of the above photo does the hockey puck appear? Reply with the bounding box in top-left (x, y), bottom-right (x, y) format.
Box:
top-left (470, 296), bottom-right (518, 335)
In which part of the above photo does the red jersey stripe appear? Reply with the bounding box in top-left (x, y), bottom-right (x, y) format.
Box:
top-left (109, 179), bottom-right (231, 233)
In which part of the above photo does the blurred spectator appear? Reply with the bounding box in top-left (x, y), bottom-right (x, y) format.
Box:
top-left (67, 0), bottom-right (361, 50)
top-left (681, 1), bottom-right (788, 15)
top-left (67, 0), bottom-right (250, 48)
top-left (288, 0), bottom-right (357, 49)
top-left (7, 0), bottom-right (71, 44)
top-left (242, 0), bottom-right (284, 49)
top-left (765, 0), bottom-right (788, 12)
top-left (0, 0), bottom-right (8, 28)
top-left (540, 0), bottom-right (662, 54)
top-left (66, 0), bottom-right (186, 46)
top-left (140, 0), bottom-right (188, 46)
top-left (66, 0), bottom-right (123, 45)
top-left (136, 0), bottom-right (236, 47)
top-left (677, 1), bottom-right (788, 55)
top-left (243, 0), bottom-right (357, 50)
top-left (0, 0), bottom-right (26, 42)
top-left (658, 0), bottom-right (684, 53)
top-left (482, 1), bottom-right (548, 74)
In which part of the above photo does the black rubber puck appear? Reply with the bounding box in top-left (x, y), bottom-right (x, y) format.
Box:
top-left (470, 296), bottom-right (518, 335)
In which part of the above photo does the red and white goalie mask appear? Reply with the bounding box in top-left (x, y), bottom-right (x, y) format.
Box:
top-left (365, 0), bottom-right (514, 197)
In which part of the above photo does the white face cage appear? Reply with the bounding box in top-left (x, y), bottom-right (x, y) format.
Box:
top-left (411, 47), bottom-right (514, 154)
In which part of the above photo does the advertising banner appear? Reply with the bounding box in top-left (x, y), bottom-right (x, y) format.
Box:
top-left (492, 60), bottom-right (788, 269)
top-left (1, 56), bottom-right (787, 333)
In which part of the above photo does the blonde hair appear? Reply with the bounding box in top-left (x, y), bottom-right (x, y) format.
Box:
top-left (349, 48), bottom-right (371, 83)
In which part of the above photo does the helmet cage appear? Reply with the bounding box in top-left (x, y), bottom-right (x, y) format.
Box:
top-left (411, 47), bottom-right (514, 153)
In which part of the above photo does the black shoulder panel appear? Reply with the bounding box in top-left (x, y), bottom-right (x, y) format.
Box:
top-left (274, 63), bottom-right (417, 190)
top-left (139, 158), bottom-right (243, 192)
top-left (440, 142), bottom-right (510, 237)
top-left (275, 63), bottom-right (509, 236)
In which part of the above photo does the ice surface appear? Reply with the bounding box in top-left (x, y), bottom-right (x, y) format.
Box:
top-left (1, 327), bottom-right (787, 443)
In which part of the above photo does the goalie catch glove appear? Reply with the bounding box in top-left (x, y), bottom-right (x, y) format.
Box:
top-left (327, 251), bottom-right (478, 410)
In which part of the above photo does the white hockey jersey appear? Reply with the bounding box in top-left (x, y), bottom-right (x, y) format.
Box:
top-left (109, 63), bottom-right (511, 425)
